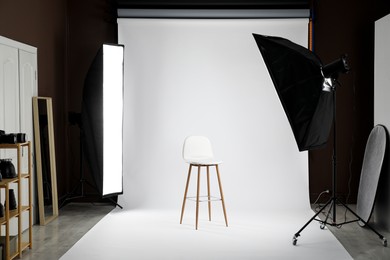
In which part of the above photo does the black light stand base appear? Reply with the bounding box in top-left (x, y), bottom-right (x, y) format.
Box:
top-left (59, 177), bottom-right (97, 209)
top-left (59, 178), bottom-right (123, 209)
top-left (292, 197), bottom-right (387, 247)
top-left (106, 197), bottom-right (123, 209)
top-left (62, 113), bottom-right (123, 210)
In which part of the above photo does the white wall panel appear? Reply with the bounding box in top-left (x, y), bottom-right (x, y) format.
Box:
top-left (374, 13), bottom-right (390, 231)
top-left (118, 18), bottom-right (309, 212)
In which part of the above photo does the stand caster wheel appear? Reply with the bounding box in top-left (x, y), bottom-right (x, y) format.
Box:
top-left (382, 238), bottom-right (387, 247)
top-left (320, 223), bottom-right (325, 230)
top-left (292, 236), bottom-right (297, 246)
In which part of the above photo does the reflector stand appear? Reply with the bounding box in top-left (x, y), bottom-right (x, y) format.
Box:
top-left (60, 44), bottom-right (124, 209)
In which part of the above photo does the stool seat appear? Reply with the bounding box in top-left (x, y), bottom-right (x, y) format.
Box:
top-left (180, 136), bottom-right (228, 230)
top-left (185, 158), bottom-right (222, 166)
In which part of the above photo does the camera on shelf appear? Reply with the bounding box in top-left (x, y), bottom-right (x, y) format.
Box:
top-left (0, 130), bottom-right (27, 144)
top-left (0, 158), bottom-right (17, 179)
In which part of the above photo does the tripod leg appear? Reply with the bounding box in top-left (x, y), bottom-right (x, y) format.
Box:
top-left (293, 198), bottom-right (333, 245)
top-left (59, 179), bottom-right (84, 208)
top-left (107, 197), bottom-right (123, 209)
top-left (320, 200), bottom-right (335, 229)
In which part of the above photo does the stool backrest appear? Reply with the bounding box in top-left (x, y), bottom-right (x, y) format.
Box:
top-left (183, 136), bottom-right (214, 162)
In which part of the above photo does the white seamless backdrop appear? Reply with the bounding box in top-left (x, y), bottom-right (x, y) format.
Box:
top-left (118, 18), bottom-right (310, 213)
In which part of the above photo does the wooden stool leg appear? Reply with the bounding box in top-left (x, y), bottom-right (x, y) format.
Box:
top-left (180, 165), bottom-right (192, 224)
top-left (196, 166), bottom-right (201, 230)
top-left (207, 166), bottom-right (211, 221)
top-left (216, 165), bottom-right (228, 227)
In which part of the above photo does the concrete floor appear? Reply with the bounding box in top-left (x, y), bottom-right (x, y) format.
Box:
top-left (313, 203), bottom-right (390, 260)
top-left (15, 203), bottom-right (390, 259)
top-left (21, 203), bottom-right (115, 260)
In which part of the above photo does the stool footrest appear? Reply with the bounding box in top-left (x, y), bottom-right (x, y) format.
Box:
top-left (186, 195), bottom-right (221, 202)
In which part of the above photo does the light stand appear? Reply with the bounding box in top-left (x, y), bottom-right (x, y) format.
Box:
top-left (59, 112), bottom-right (122, 209)
top-left (252, 34), bottom-right (387, 247)
top-left (292, 72), bottom-right (387, 247)
top-left (59, 112), bottom-right (99, 208)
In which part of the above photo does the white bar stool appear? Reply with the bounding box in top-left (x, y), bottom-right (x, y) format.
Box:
top-left (180, 136), bottom-right (228, 230)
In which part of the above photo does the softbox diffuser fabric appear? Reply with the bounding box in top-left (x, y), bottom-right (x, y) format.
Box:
top-left (82, 44), bottom-right (124, 197)
top-left (253, 34), bottom-right (334, 151)
top-left (82, 47), bottom-right (104, 195)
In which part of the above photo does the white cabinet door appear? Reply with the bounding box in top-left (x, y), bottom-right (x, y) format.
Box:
top-left (1, 38), bottom-right (38, 231)
top-left (19, 50), bottom-right (38, 227)
top-left (0, 44), bottom-right (37, 161)
top-left (19, 49), bottom-right (37, 144)
top-left (0, 43), bottom-right (20, 160)
top-left (0, 43), bottom-right (19, 133)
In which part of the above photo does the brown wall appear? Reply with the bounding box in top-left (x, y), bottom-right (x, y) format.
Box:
top-left (0, 0), bottom-right (68, 196)
top-left (309, 0), bottom-right (390, 203)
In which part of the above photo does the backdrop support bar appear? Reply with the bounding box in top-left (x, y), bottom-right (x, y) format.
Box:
top-left (117, 9), bottom-right (310, 19)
